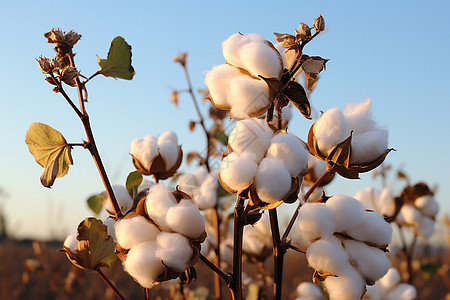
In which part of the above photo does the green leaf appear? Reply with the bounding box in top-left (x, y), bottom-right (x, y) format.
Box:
top-left (97, 36), bottom-right (135, 80)
top-left (87, 194), bottom-right (104, 215)
top-left (25, 122), bottom-right (73, 188)
top-left (214, 128), bottom-right (228, 146)
top-left (126, 170), bottom-right (143, 198)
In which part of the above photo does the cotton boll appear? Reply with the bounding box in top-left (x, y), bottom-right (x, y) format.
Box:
top-left (266, 133), bottom-right (308, 177)
top-left (204, 64), bottom-right (242, 109)
top-left (228, 76), bottom-right (269, 118)
top-left (239, 41), bottom-right (282, 78)
top-left (343, 98), bottom-right (376, 135)
top-left (414, 195), bottom-right (439, 218)
top-left (306, 236), bottom-right (351, 275)
top-left (145, 184), bottom-right (177, 231)
top-left (158, 141), bottom-right (178, 169)
top-left (228, 118), bottom-right (273, 162)
top-left (253, 212), bottom-right (271, 238)
top-left (396, 205), bottom-right (421, 226)
top-left (103, 218), bottom-right (117, 240)
top-left (296, 282), bottom-right (323, 299)
top-left (219, 152), bottom-right (258, 193)
top-left (197, 174), bottom-right (218, 209)
top-left (176, 173), bottom-right (199, 198)
top-left (354, 187), bottom-right (378, 212)
top-left (255, 158), bottom-right (292, 204)
top-left (64, 234), bottom-right (77, 252)
top-left (378, 268), bottom-right (401, 293)
top-left (365, 285), bottom-right (381, 299)
top-left (350, 130), bottom-right (388, 164)
top-left (155, 232), bottom-right (193, 272)
top-left (343, 239), bottom-right (390, 283)
top-left (166, 200), bottom-right (205, 240)
top-left (417, 216), bottom-right (435, 238)
top-left (325, 195), bottom-right (365, 232)
top-left (243, 225), bottom-right (266, 256)
top-left (157, 130), bottom-right (178, 146)
top-left (378, 187), bottom-right (396, 217)
top-left (314, 107), bottom-right (348, 156)
top-left (222, 33), bottom-right (266, 71)
top-left (323, 266), bottom-right (366, 300)
top-left (130, 136), bottom-right (158, 169)
top-left (297, 203), bottom-right (336, 243)
top-left (123, 241), bottom-right (164, 289)
top-left (385, 284), bottom-right (417, 300)
top-left (114, 215), bottom-right (160, 250)
top-left (104, 185), bottom-right (133, 215)
top-left (345, 211), bottom-right (392, 246)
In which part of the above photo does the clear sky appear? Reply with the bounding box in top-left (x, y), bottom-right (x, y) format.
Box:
top-left (0, 1), bottom-right (449, 240)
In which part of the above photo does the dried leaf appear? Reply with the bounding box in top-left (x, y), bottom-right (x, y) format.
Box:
top-left (87, 194), bottom-right (103, 215)
top-left (25, 123), bottom-right (73, 188)
top-left (189, 121), bottom-right (196, 131)
top-left (273, 32), bottom-right (297, 50)
top-left (301, 55), bottom-right (329, 74)
top-left (305, 72), bottom-right (320, 91)
top-left (97, 36), bottom-right (135, 80)
top-left (259, 76), bottom-right (283, 103)
top-left (281, 81), bottom-right (310, 119)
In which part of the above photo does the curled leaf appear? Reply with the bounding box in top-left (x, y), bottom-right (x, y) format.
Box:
top-left (281, 81), bottom-right (310, 119)
top-left (97, 36), bottom-right (135, 80)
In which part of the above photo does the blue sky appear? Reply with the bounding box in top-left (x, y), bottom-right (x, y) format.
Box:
top-left (0, 1), bottom-right (449, 240)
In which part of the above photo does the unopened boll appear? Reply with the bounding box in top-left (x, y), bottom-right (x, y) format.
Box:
top-left (166, 199), bottom-right (206, 240)
top-left (104, 184), bottom-right (133, 215)
top-left (155, 232), bottom-right (193, 272)
top-left (114, 215), bottom-right (160, 250)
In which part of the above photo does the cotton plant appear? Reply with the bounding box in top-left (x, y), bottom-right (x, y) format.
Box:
top-left (354, 186), bottom-right (396, 218)
top-left (176, 166), bottom-right (218, 210)
top-left (242, 212), bottom-right (273, 261)
top-left (296, 194), bottom-right (392, 300)
top-left (364, 268), bottom-right (417, 300)
top-left (294, 282), bottom-right (324, 300)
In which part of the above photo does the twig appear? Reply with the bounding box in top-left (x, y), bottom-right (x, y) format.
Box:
top-left (199, 254), bottom-right (231, 285)
top-left (269, 208), bottom-right (285, 300)
top-left (95, 269), bottom-right (126, 300)
top-left (229, 196), bottom-right (246, 300)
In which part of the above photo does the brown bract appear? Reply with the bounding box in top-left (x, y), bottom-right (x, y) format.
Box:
top-left (44, 28), bottom-right (81, 47)
top-left (131, 146), bottom-right (183, 181)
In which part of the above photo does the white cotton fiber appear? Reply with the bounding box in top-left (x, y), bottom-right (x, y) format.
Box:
top-left (377, 268), bottom-right (401, 292)
top-left (365, 285), bottom-right (380, 299)
top-left (417, 216), bottom-right (434, 238)
top-left (103, 218), bottom-right (117, 240)
top-left (297, 203), bottom-right (336, 243)
top-left (306, 236), bottom-right (350, 275)
top-left (130, 135), bottom-right (159, 169)
top-left (414, 195), bottom-right (439, 217)
top-left (343, 98), bottom-right (375, 135)
top-left (325, 194), bottom-right (365, 232)
top-left (197, 174), bottom-right (218, 209)
top-left (255, 157), bottom-right (292, 204)
top-left (396, 205), bottom-right (421, 226)
top-left (158, 141), bottom-right (178, 169)
top-left (228, 76), bottom-right (270, 118)
top-left (243, 225), bottom-right (266, 256)
top-left (253, 212), bottom-right (271, 238)
top-left (313, 107), bottom-right (348, 156)
top-left (345, 211), bottom-right (392, 246)
top-left (228, 118), bottom-right (273, 162)
top-left (63, 233), bottom-right (77, 252)
top-left (219, 152), bottom-right (258, 193)
top-left (155, 232), bottom-right (193, 272)
top-left (104, 184), bottom-right (133, 215)
top-left (350, 129), bottom-right (388, 164)
top-left (114, 215), bottom-right (160, 250)
top-left (385, 283), bottom-right (417, 300)
top-left (378, 187), bottom-right (396, 217)
top-left (123, 241), bottom-right (164, 289)
top-left (157, 130), bottom-right (178, 146)
top-left (145, 184), bottom-right (177, 231)
top-left (204, 64), bottom-right (241, 109)
top-left (239, 41), bottom-right (282, 78)
top-left (177, 173), bottom-right (199, 197)
top-left (343, 239), bottom-right (390, 283)
top-left (166, 199), bottom-right (205, 240)
top-left (274, 43), bottom-right (296, 70)
top-left (296, 282), bottom-right (323, 299)
top-left (354, 186), bottom-right (378, 212)
top-left (266, 132), bottom-right (308, 177)
top-left (323, 266), bottom-right (366, 300)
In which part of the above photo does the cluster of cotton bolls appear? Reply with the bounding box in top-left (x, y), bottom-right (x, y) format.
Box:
top-left (130, 131), bottom-right (182, 179)
top-left (364, 268), bottom-right (417, 300)
top-left (242, 212), bottom-right (272, 260)
top-left (296, 194), bottom-right (392, 300)
top-left (176, 166), bottom-right (218, 210)
top-left (310, 98), bottom-right (388, 166)
top-left (219, 118), bottom-right (308, 206)
top-left (396, 193), bottom-right (439, 238)
top-left (355, 187), bottom-right (396, 217)
top-left (204, 33), bottom-right (283, 118)
top-left (113, 183), bottom-right (206, 288)
top-left (294, 282), bottom-right (324, 300)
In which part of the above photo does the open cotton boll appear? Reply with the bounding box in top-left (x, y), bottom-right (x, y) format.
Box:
top-left (266, 133), bottom-right (308, 176)
top-left (350, 130), bottom-right (388, 164)
top-left (325, 195), bottom-right (365, 232)
top-left (253, 212), bottom-right (271, 238)
top-left (103, 218), bottom-right (116, 240)
top-left (354, 187), bottom-right (378, 212)
top-left (345, 211), bottom-right (392, 246)
top-left (306, 236), bottom-right (351, 275)
top-left (239, 41), bottom-right (282, 78)
top-left (155, 232), bottom-right (193, 272)
top-left (158, 141), bottom-right (178, 169)
top-left (314, 107), bottom-right (348, 156)
top-left (297, 203), bottom-right (336, 243)
top-left (414, 195), bottom-right (439, 217)
top-left (323, 266), bottom-right (365, 300)
top-left (166, 199), bottom-right (205, 240)
top-left (176, 173), bottom-right (199, 197)
top-left (396, 205), bottom-right (421, 226)
top-left (343, 239), bottom-right (390, 283)
top-left (219, 152), bottom-right (258, 192)
top-left (145, 184), bottom-right (177, 231)
top-left (197, 174), bottom-right (218, 209)
top-left (243, 225), bottom-right (267, 256)
top-left (205, 64), bottom-right (242, 109)
top-left (222, 33), bottom-right (266, 72)
top-left (123, 241), bottom-right (164, 289)
top-left (378, 187), bottom-right (396, 217)
top-left (296, 282), bottom-right (323, 299)
top-left (343, 98), bottom-right (376, 135)
top-left (417, 216), bottom-right (434, 238)
top-left (104, 185), bottom-right (133, 215)
top-left (228, 118), bottom-right (273, 163)
top-left (114, 215), bottom-right (160, 250)
top-left (157, 130), bottom-right (178, 146)
top-left (255, 157), bottom-right (292, 204)
top-left (130, 136), bottom-right (158, 169)
top-left (365, 285), bottom-right (381, 299)
top-left (377, 268), bottom-right (401, 293)
top-left (228, 76), bottom-right (269, 118)
top-left (63, 234), bottom-right (77, 252)
top-left (385, 283), bottom-right (417, 300)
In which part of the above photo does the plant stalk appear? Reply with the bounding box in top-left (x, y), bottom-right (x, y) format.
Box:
top-left (95, 269), bottom-right (126, 300)
top-left (269, 208), bottom-right (285, 300)
top-left (229, 197), bottom-right (246, 300)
